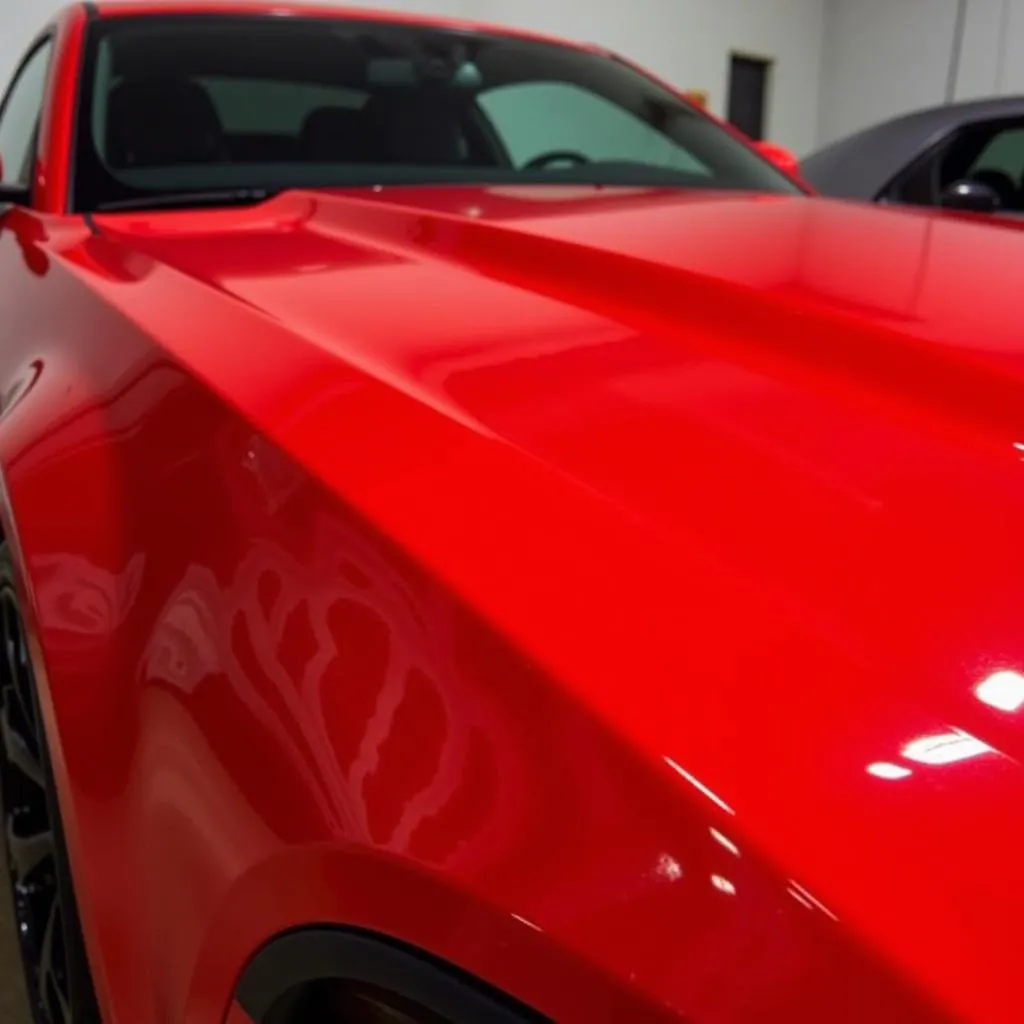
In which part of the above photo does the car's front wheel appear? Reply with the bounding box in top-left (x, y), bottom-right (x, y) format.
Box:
top-left (0, 545), bottom-right (100, 1024)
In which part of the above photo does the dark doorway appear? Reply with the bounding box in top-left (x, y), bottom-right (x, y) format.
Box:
top-left (727, 54), bottom-right (771, 140)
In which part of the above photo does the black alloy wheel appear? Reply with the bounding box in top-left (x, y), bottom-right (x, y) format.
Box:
top-left (0, 547), bottom-right (99, 1024)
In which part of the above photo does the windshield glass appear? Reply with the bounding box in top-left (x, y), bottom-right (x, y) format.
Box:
top-left (72, 13), bottom-right (801, 211)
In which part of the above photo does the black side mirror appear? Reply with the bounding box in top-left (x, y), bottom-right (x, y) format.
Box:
top-left (0, 185), bottom-right (30, 209)
top-left (0, 157), bottom-right (29, 208)
top-left (940, 179), bottom-right (1000, 214)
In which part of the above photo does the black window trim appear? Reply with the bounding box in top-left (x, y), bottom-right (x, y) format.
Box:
top-left (877, 130), bottom-right (951, 206)
top-left (65, 3), bottom-right (99, 213)
top-left (0, 30), bottom-right (57, 203)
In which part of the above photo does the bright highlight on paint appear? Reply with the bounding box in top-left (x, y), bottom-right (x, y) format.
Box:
top-left (867, 761), bottom-right (912, 780)
top-left (709, 828), bottom-right (741, 855)
top-left (901, 732), bottom-right (992, 765)
top-left (975, 670), bottom-right (1024, 713)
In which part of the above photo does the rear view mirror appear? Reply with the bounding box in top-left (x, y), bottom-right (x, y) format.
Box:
top-left (752, 140), bottom-right (800, 179)
top-left (940, 179), bottom-right (1000, 214)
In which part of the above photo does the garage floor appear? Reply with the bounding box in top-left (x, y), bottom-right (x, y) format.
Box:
top-left (0, 881), bottom-right (28, 1023)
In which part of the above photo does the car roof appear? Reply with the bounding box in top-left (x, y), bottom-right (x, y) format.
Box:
top-left (803, 95), bottom-right (1024, 200)
top-left (87, 0), bottom-right (595, 52)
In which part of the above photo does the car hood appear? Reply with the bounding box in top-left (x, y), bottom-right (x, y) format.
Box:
top-left (87, 185), bottom-right (1024, 1020)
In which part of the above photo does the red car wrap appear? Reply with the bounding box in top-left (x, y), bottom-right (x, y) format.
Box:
top-left (0, 4), bottom-right (1019, 1023)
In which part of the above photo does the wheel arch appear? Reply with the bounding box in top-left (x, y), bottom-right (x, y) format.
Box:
top-left (233, 925), bottom-right (545, 1024)
top-left (180, 840), bottom-right (581, 1024)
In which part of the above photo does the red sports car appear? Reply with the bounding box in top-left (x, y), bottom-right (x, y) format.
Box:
top-left (0, 4), bottom-right (1018, 1023)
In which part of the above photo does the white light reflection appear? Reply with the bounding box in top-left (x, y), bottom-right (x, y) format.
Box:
top-left (901, 731), bottom-right (993, 765)
top-left (976, 670), bottom-right (1024, 712)
top-left (710, 874), bottom-right (736, 895)
top-left (656, 853), bottom-right (683, 881)
top-left (788, 886), bottom-right (814, 910)
top-left (866, 761), bottom-right (912, 780)
top-left (788, 881), bottom-right (838, 920)
top-left (510, 914), bottom-right (542, 933)
top-left (664, 757), bottom-right (735, 815)
top-left (709, 828), bottom-right (741, 856)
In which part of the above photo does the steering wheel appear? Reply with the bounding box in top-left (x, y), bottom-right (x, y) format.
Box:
top-left (523, 150), bottom-right (591, 170)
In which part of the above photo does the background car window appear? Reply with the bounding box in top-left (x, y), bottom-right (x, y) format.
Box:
top-left (0, 40), bottom-right (53, 187)
top-left (887, 154), bottom-right (940, 207)
top-left (887, 120), bottom-right (1024, 212)
top-left (942, 120), bottom-right (1024, 211)
top-left (478, 81), bottom-right (711, 175)
top-left (968, 126), bottom-right (1024, 179)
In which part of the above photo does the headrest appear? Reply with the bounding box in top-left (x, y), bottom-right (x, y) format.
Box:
top-left (106, 77), bottom-right (226, 168)
top-left (301, 106), bottom-right (376, 162)
top-left (366, 96), bottom-right (468, 165)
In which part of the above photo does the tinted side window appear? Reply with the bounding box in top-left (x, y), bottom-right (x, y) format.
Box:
top-left (941, 120), bottom-right (1024, 210)
top-left (887, 120), bottom-right (1024, 212)
top-left (969, 125), bottom-right (1024, 179)
top-left (0, 40), bottom-right (54, 188)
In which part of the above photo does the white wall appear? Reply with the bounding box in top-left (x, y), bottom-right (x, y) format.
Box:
top-left (2, 1), bottom-right (63, 92)
top-left (817, 0), bottom-right (1024, 151)
top-left (816, 0), bottom-right (959, 147)
top-left (2, 0), bottom-right (826, 155)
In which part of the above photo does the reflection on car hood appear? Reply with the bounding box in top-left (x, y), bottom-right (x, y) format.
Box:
top-left (85, 184), bottom-right (1024, 1022)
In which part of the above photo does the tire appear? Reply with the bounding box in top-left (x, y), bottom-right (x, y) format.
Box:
top-left (0, 544), bottom-right (101, 1024)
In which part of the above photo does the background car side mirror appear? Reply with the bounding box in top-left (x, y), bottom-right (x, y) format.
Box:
top-left (752, 140), bottom-right (800, 178)
top-left (940, 179), bottom-right (1000, 214)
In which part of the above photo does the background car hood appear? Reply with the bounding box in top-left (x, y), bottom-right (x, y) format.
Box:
top-left (88, 185), bottom-right (1024, 1021)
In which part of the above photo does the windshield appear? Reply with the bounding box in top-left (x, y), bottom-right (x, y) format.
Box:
top-left (72, 13), bottom-right (801, 211)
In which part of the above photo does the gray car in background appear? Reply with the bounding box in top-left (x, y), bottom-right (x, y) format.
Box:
top-left (802, 96), bottom-right (1024, 218)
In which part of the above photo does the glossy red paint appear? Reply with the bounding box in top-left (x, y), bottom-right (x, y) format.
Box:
top-left (1, 5), bottom-right (1022, 1024)
top-left (751, 141), bottom-right (802, 180)
top-left (33, 4), bottom-right (87, 214)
